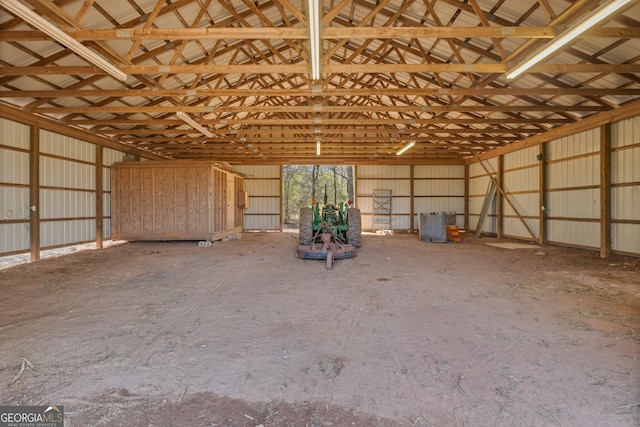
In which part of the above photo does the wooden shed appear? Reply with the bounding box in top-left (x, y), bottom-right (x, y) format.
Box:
top-left (111, 161), bottom-right (246, 241)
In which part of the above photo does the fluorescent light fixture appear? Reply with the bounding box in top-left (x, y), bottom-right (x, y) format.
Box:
top-left (0, 0), bottom-right (127, 82)
top-left (506, 0), bottom-right (634, 79)
top-left (176, 111), bottom-right (214, 138)
top-left (316, 137), bottom-right (321, 156)
top-left (308, 0), bottom-right (321, 80)
top-left (396, 141), bottom-right (415, 156)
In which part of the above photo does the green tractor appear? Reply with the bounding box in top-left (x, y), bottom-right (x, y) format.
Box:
top-left (299, 199), bottom-right (362, 247)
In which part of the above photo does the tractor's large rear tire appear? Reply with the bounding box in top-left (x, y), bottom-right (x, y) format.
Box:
top-left (299, 207), bottom-right (314, 245)
top-left (347, 208), bottom-right (362, 247)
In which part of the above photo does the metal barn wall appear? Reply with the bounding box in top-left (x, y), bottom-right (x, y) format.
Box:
top-left (0, 117), bottom-right (141, 259)
top-left (0, 118), bottom-right (30, 255)
top-left (547, 128), bottom-right (601, 249)
top-left (468, 158), bottom-right (498, 234)
top-left (503, 146), bottom-right (540, 241)
top-left (102, 148), bottom-right (129, 239)
top-left (413, 165), bottom-right (465, 228)
top-left (234, 165), bottom-right (281, 231)
top-left (40, 130), bottom-right (97, 248)
top-left (356, 165), bottom-right (412, 230)
top-left (611, 116), bottom-right (640, 255)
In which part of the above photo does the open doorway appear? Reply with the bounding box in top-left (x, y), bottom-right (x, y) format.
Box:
top-left (283, 165), bottom-right (354, 229)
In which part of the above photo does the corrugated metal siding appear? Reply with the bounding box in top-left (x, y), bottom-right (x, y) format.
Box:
top-left (414, 165), bottom-right (464, 179)
top-left (0, 117), bottom-right (30, 150)
top-left (503, 146), bottom-right (540, 240)
top-left (103, 218), bottom-right (111, 240)
top-left (41, 219), bottom-right (95, 247)
top-left (504, 146), bottom-right (538, 170)
top-left (548, 128), bottom-right (599, 160)
top-left (40, 157), bottom-right (96, 190)
top-left (234, 165), bottom-right (281, 231)
top-left (413, 165), bottom-right (465, 228)
top-left (0, 118), bottom-right (31, 255)
top-left (0, 149), bottom-right (29, 186)
top-left (612, 223), bottom-right (640, 254)
top-left (611, 116), bottom-right (640, 254)
top-left (103, 148), bottom-right (126, 166)
top-left (357, 165), bottom-right (410, 179)
top-left (39, 131), bottom-right (97, 248)
top-left (547, 220), bottom-right (600, 249)
top-left (356, 165), bottom-right (411, 231)
top-left (102, 148), bottom-right (130, 239)
top-left (40, 190), bottom-right (96, 218)
top-left (0, 186), bottom-right (30, 253)
top-left (103, 167), bottom-right (111, 192)
top-left (546, 128), bottom-right (601, 249)
top-left (238, 165), bottom-right (280, 178)
top-left (1, 223), bottom-right (30, 253)
top-left (468, 159), bottom-right (497, 233)
top-left (41, 131), bottom-right (96, 162)
top-left (357, 179), bottom-right (410, 196)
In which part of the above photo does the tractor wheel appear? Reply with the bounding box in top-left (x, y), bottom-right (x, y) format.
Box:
top-left (299, 207), bottom-right (314, 245)
top-left (347, 208), bottom-right (362, 247)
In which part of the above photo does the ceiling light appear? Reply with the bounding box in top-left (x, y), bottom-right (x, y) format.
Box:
top-left (506, 0), bottom-right (634, 79)
top-left (308, 0), bottom-right (321, 80)
top-left (396, 141), bottom-right (415, 156)
top-left (176, 111), bottom-right (214, 138)
top-left (316, 137), bottom-right (321, 156)
top-left (0, 0), bottom-right (127, 82)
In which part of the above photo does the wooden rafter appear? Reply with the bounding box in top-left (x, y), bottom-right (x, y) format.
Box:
top-left (0, 0), bottom-right (637, 164)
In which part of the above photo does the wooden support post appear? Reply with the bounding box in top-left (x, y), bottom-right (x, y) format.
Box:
top-left (96, 145), bottom-right (104, 249)
top-left (539, 142), bottom-right (547, 246)
top-left (354, 164), bottom-right (359, 206)
top-left (497, 155), bottom-right (504, 239)
top-left (464, 164), bottom-right (469, 231)
top-left (29, 125), bottom-right (40, 261)
top-left (600, 124), bottom-right (611, 258)
top-left (409, 165), bottom-right (414, 231)
top-left (279, 165), bottom-right (284, 232)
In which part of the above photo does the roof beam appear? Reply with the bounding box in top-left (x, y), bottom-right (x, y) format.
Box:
top-left (4, 88), bottom-right (636, 98)
top-left (32, 104), bottom-right (610, 114)
top-left (2, 27), bottom-right (636, 41)
top-left (71, 117), bottom-right (571, 126)
top-left (4, 63), bottom-right (638, 76)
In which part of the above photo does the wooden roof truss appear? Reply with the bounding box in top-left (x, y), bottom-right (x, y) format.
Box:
top-left (1, 0), bottom-right (639, 164)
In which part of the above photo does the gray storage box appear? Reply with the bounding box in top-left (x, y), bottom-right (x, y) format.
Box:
top-left (419, 212), bottom-right (447, 243)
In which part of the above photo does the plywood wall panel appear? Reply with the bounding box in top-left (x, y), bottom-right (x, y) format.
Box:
top-left (111, 162), bottom-right (243, 240)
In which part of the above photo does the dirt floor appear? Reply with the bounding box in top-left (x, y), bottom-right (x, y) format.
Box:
top-left (0, 231), bottom-right (639, 426)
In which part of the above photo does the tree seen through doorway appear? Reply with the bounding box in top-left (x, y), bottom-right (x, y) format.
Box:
top-left (283, 165), bottom-right (354, 226)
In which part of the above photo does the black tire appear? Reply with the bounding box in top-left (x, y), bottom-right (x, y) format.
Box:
top-left (299, 207), bottom-right (314, 245)
top-left (347, 208), bottom-right (362, 247)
